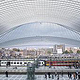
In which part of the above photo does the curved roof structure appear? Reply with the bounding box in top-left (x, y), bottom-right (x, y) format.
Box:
top-left (0, 0), bottom-right (80, 47)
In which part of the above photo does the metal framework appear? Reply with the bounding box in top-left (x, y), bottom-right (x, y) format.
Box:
top-left (0, 0), bottom-right (80, 47)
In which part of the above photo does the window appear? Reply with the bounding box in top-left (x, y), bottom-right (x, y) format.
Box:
top-left (24, 62), bottom-right (27, 64)
top-left (14, 62), bottom-right (16, 64)
top-left (20, 62), bottom-right (22, 64)
top-left (11, 62), bottom-right (13, 64)
top-left (17, 62), bottom-right (19, 64)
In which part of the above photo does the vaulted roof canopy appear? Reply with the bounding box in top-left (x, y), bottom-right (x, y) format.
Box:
top-left (0, 0), bottom-right (80, 47)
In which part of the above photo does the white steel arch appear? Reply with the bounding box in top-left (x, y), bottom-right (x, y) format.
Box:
top-left (0, 22), bottom-right (80, 47)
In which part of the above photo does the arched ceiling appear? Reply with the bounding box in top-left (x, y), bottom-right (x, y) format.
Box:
top-left (0, 0), bottom-right (80, 47)
top-left (0, 36), bottom-right (80, 47)
top-left (0, 22), bottom-right (80, 47)
top-left (0, 0), bottom-right (80, 34)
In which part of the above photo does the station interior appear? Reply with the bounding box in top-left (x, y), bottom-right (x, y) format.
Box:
top-left (0, 0), bottom-right (80, 80)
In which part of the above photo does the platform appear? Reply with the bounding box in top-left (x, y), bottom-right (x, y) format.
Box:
top-left (0, 66), bottom-right (80, 74)
top-left (0, 74), bottom-right (79, 80)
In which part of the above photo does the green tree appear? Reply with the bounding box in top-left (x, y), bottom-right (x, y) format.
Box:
top-left (47, 51), bottom-right (51, 54)
top-left (69, 50), bottom-right (73, 53)
top-left (13, 48), bottom-right (20, 52)
top-left (62, 50), bottom-right (69, 54)
top-left (77, 50), bottom-right (80, 53)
